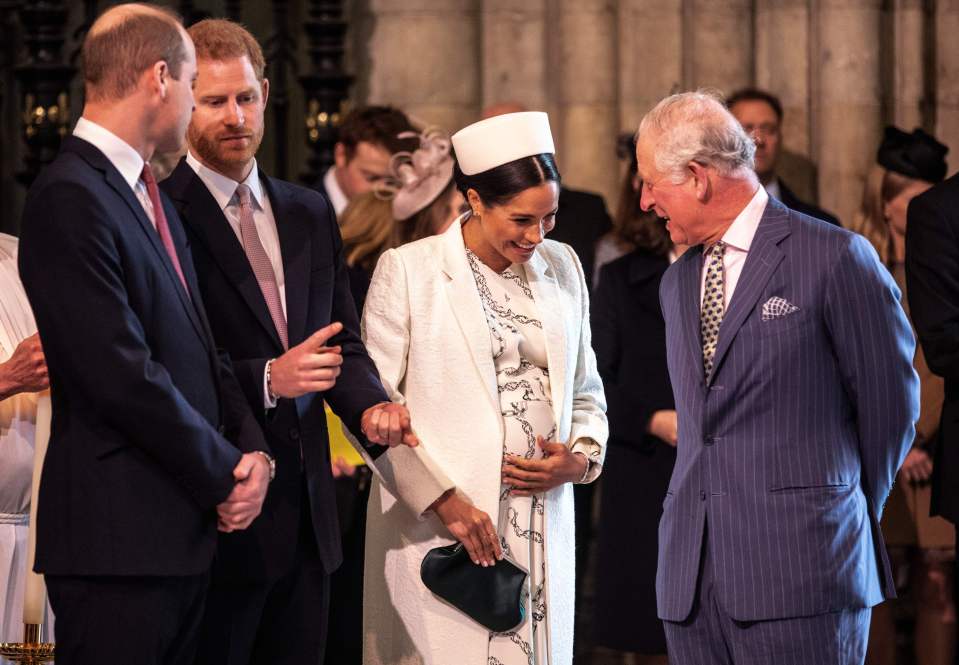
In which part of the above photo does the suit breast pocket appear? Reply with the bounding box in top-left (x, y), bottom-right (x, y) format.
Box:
top-left (758, 311), bottom-right (813, 338)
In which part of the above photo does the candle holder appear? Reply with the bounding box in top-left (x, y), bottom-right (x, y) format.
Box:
top-left (0, 624), bottom-right (55, 664)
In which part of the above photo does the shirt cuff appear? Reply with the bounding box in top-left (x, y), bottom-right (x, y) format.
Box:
top-left (263, 364), bottom-right (278, 410)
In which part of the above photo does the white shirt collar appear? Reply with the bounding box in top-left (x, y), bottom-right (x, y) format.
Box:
top-left (323, 167), bottom-right (349, 216)
top-left (73, 117), bottom-right (145, 190)
top-left (186, 151), bottom-right (265, 211)
top-left (720, 186), bottom-right (768, 253)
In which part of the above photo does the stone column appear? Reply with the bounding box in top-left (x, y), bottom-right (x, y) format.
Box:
top-left (683, 0), bottom-right (753, 95)
top-left (556, 0), bottom-right (619, 206)
top-left (815, 0), bottom-right (883, 227)
top-left (755, 0), bottom-right (815, 201)
top-left (480, 0), bottom-right (549, 112)
top-left (936, 0), bottom-right (959, 173)
top-left (364, 0), bottom-right (481, 134)
top-left (618, 0), bottom-right (683, 132)
top-left (890, 0), bottom-right (927, 131)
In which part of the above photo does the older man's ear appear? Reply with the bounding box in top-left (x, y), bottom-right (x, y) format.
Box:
top-left (689, 161), bottom-right (711, 201)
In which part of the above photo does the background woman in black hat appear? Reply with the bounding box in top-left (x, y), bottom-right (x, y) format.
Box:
top-left (851, 126), bottom-right (954, 665)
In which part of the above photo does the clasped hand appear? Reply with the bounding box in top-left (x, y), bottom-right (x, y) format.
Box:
top-left (0, 333), bottom-right (48, 400)
top-left (217, 452), bottom-right (271, 533)
top-left (501, 436), bottom-right (588, 497)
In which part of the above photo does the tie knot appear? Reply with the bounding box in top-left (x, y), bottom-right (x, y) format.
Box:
top-left (140, 163), bottom-right (156, 187)
top-left (235, 183), bottom-right (252, 207)
top-left (707, 241), bottom-right (726, 258)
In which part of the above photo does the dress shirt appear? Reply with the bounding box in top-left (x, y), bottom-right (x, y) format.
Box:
top-left (323, 167), bottom-right (349, 217)
top-left (73, 117), bottom-right (155, 227)
top-left (764, 178), bottom-right (782, 202)
top-left (186, 152), bottom-right (286, 409)
top-left (700, 186), bottom-right (768, 309)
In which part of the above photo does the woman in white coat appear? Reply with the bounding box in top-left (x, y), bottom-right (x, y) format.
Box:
top-left (360, 112), bottom-right (608, 665)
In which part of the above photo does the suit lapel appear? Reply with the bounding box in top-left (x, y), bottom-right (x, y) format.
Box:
top-left (525, 250), bottom-right (568, 428)
top-left (265, 177), bottom-right (309, 346)
top-left (676, 248), bottom-right (705, 379)
top-left (166, 161), bottom-right (285, 352)
top-left (708, 200), bottom-right (791, 385)
top-left (100, 163), bottom-right (210, 350)
top-left (438, 220), bottom-right (499, 413)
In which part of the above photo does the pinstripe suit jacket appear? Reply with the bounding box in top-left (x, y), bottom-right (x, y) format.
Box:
top-left (656, 197), bottom-right (919, 622)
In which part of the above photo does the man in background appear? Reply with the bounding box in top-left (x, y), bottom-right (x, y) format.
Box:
top-left (727, 87), bottom-right (840, 226)
top-left (315, 105), bottom-right (418, 217)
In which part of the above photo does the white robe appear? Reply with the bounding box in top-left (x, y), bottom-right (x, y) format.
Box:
top-left (0, 233), bottom-right (53, 642)
top-left (358, 220), bottom-right (608, 665)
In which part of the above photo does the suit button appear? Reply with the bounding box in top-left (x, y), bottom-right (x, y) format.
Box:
top-left (700, 491), bottom-right (706, 501)
top-left (289, 427), bottom-right (300, 441)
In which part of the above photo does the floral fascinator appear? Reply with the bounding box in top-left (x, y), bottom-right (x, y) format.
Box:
top-left (379, 127), bottom-right (455, 221)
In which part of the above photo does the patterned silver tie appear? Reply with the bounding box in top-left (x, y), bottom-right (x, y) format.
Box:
top-left (236, 184), bottom-right (288, 349)
top-left (701, 241), bottom-right (726, 378)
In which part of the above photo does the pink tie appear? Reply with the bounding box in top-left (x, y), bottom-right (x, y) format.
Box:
top-left (141, 163), bottom-right (190, 296)
top-left (236, 184), bottom-right (289, 350)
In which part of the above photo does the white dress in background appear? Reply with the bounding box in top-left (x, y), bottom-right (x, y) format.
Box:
top-left (0, 233), bottom-right (53, 642)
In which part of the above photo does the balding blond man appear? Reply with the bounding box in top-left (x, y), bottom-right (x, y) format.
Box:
top-left (17, 5), bottom-right (272, 664)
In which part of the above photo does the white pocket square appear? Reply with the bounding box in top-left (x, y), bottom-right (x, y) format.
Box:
top-left (762, 296), bottom-right (800, 321)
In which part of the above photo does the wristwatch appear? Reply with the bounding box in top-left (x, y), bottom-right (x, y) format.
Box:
top-left (253, 450), bottom-right (276, 482)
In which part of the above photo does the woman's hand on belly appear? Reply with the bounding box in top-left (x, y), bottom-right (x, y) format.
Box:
top-left (502, 436), bottom-right (589, 496)
top-left (429, 489), bottom-right (503, 567)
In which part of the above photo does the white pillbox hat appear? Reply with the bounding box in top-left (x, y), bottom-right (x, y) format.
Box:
top-left (451, 112), bottom-right (555, 176)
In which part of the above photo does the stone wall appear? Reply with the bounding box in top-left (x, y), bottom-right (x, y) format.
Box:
top-left (353, 0), bottom-right (947, 227)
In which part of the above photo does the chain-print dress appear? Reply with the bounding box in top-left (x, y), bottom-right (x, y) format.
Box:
top-left (467, 249), bottom-right (553, 665)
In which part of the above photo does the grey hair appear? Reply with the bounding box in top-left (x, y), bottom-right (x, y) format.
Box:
top-left (638, 90), bottom-right (756, 184)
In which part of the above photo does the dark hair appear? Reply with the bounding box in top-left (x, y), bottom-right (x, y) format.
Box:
top-left (83, 5), bottom-right (187, 101)
top-left (611, 133), bottom-right (670, 256)
top-left (337, 106), bottom-right (418, 159)
top-left (453, 153), bottom-right (561, 208)
top-left (726, 88), bottom-right (784, 123)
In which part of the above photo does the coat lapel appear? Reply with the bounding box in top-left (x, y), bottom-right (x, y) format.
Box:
top-left (99, 161), bottom-right (210, 350)
top-left (166, 161), bottom-right (285, 353)
top-left (438, 220), bottom-right (499, 413)
top-left (708, 199), bottom-right (791, 385)
top-left (525, 250), bottom-right (568, 428)
top-left (264, 176), bottom-right (309, 346)
top-left (675, 248), bottom-right (705, 379)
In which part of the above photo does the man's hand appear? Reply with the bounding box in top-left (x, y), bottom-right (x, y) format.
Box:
top-left (648, 409), bottom-right (678, 447)
top-left (899, 447), bottom-right (934, 484)
top-left (361, 402), bottom-right (419, 447)
top-left (502, 436), bottom-right (587, 496)
top-left (270, 322), bottom-right (344, 398)
top-left (0, 333), bottom-right (48, 401)
top-left (430, 489), bottom-right (502, 567)
top-left (217, 452), bottom-right (271, 532)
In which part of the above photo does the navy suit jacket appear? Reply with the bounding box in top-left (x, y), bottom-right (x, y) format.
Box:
top-left (18, 137), bottom-right (268, 577)
top-left (657, 197), bottom-right (918, 622)
top-left (162, 158), bottom-right (388, 580)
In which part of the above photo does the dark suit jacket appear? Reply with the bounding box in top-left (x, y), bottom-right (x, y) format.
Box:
top-left (591, 249), bottom-right (676, 651)
top-left (162, 159), bottom-right (388, 580)
top-left (658, 198), bottom-right (917, 622)
top-left (906, 173), bottom-right (959, 522)
top-left (18, 136), bottom-right (268, 577)
top-left (552, 186), bottom-right (613, 292)
top-left (777, 180), bottom-right (841, 227)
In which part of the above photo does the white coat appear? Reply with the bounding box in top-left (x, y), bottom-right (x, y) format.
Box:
top-left (358, 219), bottom-right (608, 665)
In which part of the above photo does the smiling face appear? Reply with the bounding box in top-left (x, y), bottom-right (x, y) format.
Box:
top-left (187, 55), bottom-right (267, 182)
top-left (635, 132), bottom-right (709, 246)
top-left (463, 181), bottom-right (560, 272)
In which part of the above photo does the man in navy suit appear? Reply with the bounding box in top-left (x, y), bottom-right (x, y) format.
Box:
top-left (637, 91), bottom-right (918, 663)
top-left (160, 19), bottom-right (416, 665)
top-left (17, 5), bottom-right (272, 665)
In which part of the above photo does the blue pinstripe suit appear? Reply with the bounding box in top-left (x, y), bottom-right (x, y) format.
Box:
top-left (657, 198), bottom-right (919, 657)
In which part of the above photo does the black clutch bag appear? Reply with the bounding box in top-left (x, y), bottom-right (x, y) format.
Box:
top-left (420, 543), bottom-right (528, 633)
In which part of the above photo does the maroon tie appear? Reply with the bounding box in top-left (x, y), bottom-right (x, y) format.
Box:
top-left (140, 163), bottom-right (190, 296)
